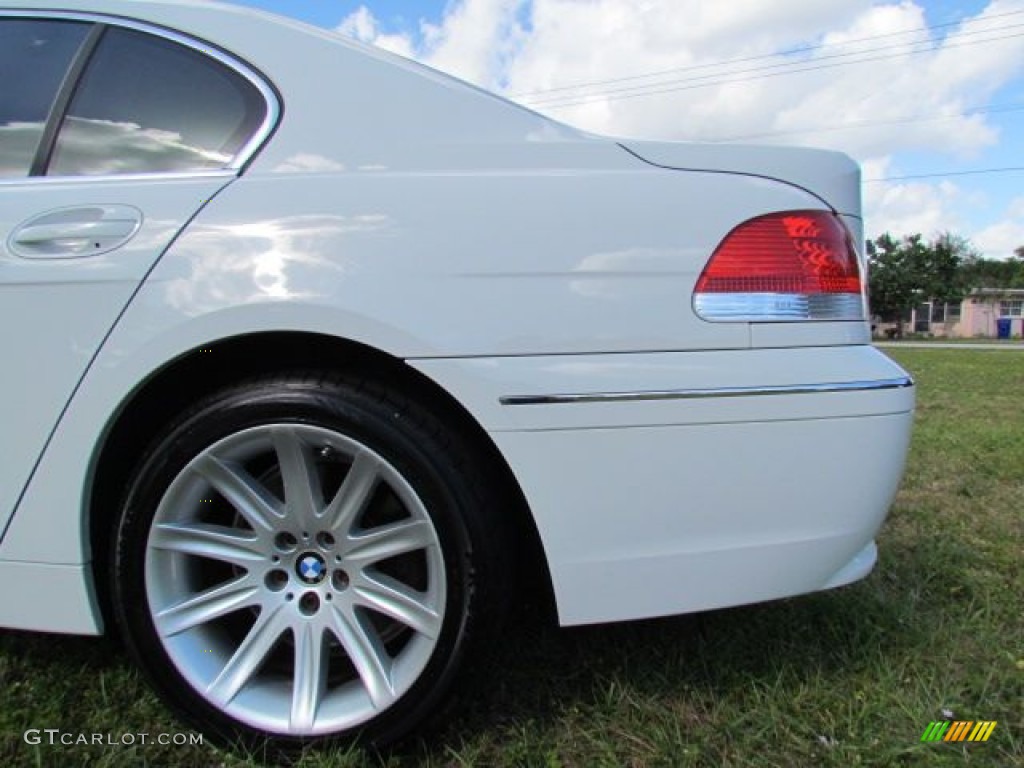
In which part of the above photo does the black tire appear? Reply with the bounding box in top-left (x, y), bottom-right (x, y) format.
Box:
top-left (111, 372), bottom-right (510, 749)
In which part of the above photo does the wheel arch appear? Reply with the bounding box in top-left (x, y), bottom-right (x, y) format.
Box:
top-left (89, 330), bottom-right (554, 632)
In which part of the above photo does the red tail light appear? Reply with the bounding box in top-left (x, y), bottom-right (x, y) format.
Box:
top-left (694, 211), bottom-right (864, 322)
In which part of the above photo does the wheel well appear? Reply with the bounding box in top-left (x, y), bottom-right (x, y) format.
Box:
top-left (89, 332), bottom-right (554, 632)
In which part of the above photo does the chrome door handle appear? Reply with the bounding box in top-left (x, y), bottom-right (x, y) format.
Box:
top-left (9, 205), bottom-right (143, 259)
top-left (15, 219), bottom-right (138, 244)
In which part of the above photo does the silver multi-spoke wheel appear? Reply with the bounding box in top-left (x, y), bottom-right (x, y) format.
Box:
top-left (145, 423), bottom-right (446, 736)
top-left (115, 376), bottom-right (507, 747)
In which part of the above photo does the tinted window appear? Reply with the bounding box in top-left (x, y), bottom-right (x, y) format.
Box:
top-left (0, 19), bottom-right (89, 178)
top-left (49, 27), bottom-right (266, 176)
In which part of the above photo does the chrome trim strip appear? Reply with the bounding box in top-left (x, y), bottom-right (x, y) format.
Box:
top-left (0, 10), bottom-right (281, 176)
top-left (500, 376), bottom-right (914, 406)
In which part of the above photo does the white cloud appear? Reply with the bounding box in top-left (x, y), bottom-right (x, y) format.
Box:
top-left (336, 6), bottom-right (376, 41)
top-left (337, 0), bottom-right (1024, 250)
top-left (337, 5), bottom-right (415, 57)
top-left (510, 0), bottom-right (1024, 159)
top-left (862, 156), bottom-right (964, 238)
top-left (973, 197), bottom-right (1024, 258)
top-left (338, 0), bottom-right (1024, 162)
top-left (418, 0), bottom-right (526, 87)
top-left (337, 1), bottom-right (525, 80)
top-left (862, 178), bottom-right (1024, 258)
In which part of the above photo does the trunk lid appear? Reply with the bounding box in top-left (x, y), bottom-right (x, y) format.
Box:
top-left (619, 140), bottom-right (862, 217)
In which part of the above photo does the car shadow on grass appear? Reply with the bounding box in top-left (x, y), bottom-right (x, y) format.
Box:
top-left (389, 560), bottom-right (937, 764)
top-left (0, 533), bottom-right (968, 767)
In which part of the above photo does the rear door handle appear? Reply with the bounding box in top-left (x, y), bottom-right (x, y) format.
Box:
top-left (9, 205), bottom-right (143, 259)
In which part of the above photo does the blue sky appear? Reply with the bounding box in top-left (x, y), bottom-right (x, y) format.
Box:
top-left (231, 0), bottom-right (999, 34)
top-left (229, 1), bottom-right (1024, 258)
top-left (231, 1), bottom-right (429, 29)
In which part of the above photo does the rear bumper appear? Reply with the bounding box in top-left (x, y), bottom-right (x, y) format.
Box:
top-left (413, 344), bottom-right (914, 625)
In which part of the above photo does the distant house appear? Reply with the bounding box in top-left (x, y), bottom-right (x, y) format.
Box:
top-left (899, 288), bottom-right (1024, 338)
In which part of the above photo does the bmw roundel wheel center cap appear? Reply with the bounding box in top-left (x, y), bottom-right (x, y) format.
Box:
top-left (296, 552), bottom-right (327, 584)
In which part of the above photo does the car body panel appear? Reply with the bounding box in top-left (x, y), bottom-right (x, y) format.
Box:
top-left (0, 175), bottom-right (233, 535)
top-left (416, 346), bottom-right (913, 625)
top-left (621, 140), bottom-right (863, 217)
top-left (0, 562), bottom-right (98, 633)
top-left (0, 344), bottom-right (914, 630)
top-left (410, 345), bottom-right (912, 431)
top-left (493, 410), bottom-right (911, 625)
top-left (0, 0), bottom-right (914, 638)
top-left (0, 163), bottom-right (824, 569)
top-left (102, 169), bottom-right (826, 358)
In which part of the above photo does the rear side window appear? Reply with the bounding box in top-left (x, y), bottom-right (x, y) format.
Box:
top-left (0, 19), bottom-right (90, 178)
top-left (48, 26), bottom-right (267, 176)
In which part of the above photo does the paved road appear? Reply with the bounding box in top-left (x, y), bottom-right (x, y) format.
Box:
top-left (875, 342), bottom-right (1024, 350)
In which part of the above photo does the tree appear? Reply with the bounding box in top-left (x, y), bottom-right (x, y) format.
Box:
top-left (961, 250), bottom-right (1024, 290)
top-left (866, 232), bottom-right (974, 333)
top-left (866, 233), bottom-right (921, 328)
top-left (929, 232), bottom-right (974, 302)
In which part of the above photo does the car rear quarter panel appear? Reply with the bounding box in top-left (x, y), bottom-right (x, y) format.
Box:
top-left (413, 346), bottom-right (913, 624)
top-left (0, 0), bottom-right (904, 633)
top-left (2, 158), bottom-right (828, 566)
top-left (0, 158), bottom-right (906, 631)
top-left (120, 162), bottom-right (829, 358)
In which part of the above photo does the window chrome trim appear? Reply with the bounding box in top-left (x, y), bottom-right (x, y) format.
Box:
top-left (0, 169), bottom-right (237, 187)
top-left (499, 376), bottom-right (914, 406)
top-left (0, 9), bottom-right (280, 176)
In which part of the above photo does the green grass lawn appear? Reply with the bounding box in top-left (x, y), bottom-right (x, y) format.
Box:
top-left (879, 337), bottom-right (1024, 345)
top-left (2, 349), bottom-right (1021, 767)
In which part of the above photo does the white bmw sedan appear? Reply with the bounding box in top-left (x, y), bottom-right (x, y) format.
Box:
top-left (0, 0), bottom-right (914, 748)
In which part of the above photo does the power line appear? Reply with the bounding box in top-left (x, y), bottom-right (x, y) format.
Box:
top-left (525, 25), bottom-right (1024, 107)
top-left (510, 7), bottom-right (1024, 100)
top-left (708, 102), bottom-right (1024, 144)
top-left (865, 166), bottom-right (1024, 183)
top-left (526, 29), bottom-right (1024, 110)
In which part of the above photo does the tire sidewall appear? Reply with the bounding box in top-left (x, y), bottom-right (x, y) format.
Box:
top-left (113, 378), bottom-right (480, 748)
